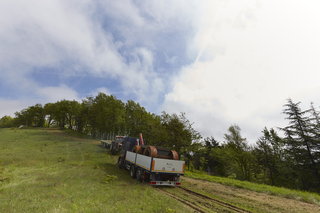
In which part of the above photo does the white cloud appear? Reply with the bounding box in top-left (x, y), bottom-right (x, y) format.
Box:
top-left (165, 53), bottom-right (178, 64)
top-left (0, 0), bottom-right (198, 118)
top-left (2, 0), bottom-right (319, 145)
top-left (0, 0), bottom-right (170, 107)
top-left (99, 0), bottom-right (145, 28)
top-left (163, 0), bottom-right (320, 143)
top-left (0, 84), bottom-right (80, 118)
top-left (0, 100), bottom-right (33, 118)
top-left (89, 87), bottom-right (111, 98)
top-left (36, 84), bottom-right (80, 102)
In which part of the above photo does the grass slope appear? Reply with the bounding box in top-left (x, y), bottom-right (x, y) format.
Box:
top-left (0, 128), bottom-right (190, 213)
top-left (184, 170), bottom-right (320, 205)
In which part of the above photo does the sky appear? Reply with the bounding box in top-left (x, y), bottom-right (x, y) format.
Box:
top-left (1, 0), bottom-right (320, 144)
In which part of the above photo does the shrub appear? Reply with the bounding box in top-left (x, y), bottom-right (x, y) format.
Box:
top-left (101, 175), bottom-right (117, 184)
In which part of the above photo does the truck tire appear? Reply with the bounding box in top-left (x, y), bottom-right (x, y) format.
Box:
top-left (130, 165), bottom-right (136, 178)
top-left (136, 169), bottom-right (143, 182)
top-left (124, 160), bottom-right (128, 170)
top-left (118, 157), bottom-right (123, 169)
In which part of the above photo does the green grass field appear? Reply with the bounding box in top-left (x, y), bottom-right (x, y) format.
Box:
top-left (2, 127), bottom-right (320, 213)
top-left (184, 169), bottom-right (320, 205)
top-left (0, 128), bottom-right (190, 213)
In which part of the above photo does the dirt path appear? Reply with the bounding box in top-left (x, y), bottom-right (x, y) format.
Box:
top-left (178, 177), bottom-right (320, 213)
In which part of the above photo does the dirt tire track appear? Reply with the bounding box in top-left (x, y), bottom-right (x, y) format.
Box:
top-left (182, 177), bottom-right (320, 213)
top-left (155, 187), bottom-right (209, 213)
top-left (177, 186), bottom-right (252, 213)
top-left (157, 186), bottom-right (252, 213)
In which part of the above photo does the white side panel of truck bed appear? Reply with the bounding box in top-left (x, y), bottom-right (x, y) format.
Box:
top-left (152, 158), bottom-right (185, 174)
top-left (125, 151), bottom-right (185, 174)
top-left (125, 151), bottom-right (136, 164)
top-left (136, 154), bottom-right (152, 171)
top-left (126, 152), bottom-right (152, 171)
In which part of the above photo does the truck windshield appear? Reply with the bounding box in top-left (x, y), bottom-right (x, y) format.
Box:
top-left (116, 137), bottom-right (124, 142)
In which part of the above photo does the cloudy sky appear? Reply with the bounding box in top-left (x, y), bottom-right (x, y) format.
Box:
top-left (1, 0), bottom-right (320, 143)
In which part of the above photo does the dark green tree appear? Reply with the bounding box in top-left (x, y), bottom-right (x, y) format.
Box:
top-left (209, 146), bottom-right (231, 176)
top-left (280, 98), bottom-right (320, 190)
top-left (201, 136), bottom-right (221, 172)
top-left (0, 115), bottom-right (14, 128)
top-left (44, 103), bottom-right (56, 127)
top-left (255, 127), bottom-right (285, 185)
top-left (28, 103), bottom-right (45, 127)
top-left (14, 108), bottom-right (33, 127)
top-left (54, 100), bottom-right (71, 128)
top-left (161, 111), bottom-right (201, 156)
top-left (124, 100), bottom-right (148, 137)
top-left (224, 124), bottom-right (255, 180)
top-left (74, 100), bottom-right (90, 133)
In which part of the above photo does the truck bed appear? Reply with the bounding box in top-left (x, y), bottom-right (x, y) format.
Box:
top-left (100, 140), bottom-right (112, 148)
top-left (125, 151), bottom-right (185, 174)
top-left (100, 140), bottom-right (111, 144)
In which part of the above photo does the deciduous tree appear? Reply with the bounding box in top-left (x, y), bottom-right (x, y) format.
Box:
top-left (224, 124), bottom-right (255, 181)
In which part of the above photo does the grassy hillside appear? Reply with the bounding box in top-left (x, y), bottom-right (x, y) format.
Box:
top-left (0, 128), bottom-right (190, 213)
top-left (184, 169), bottom-right (320, 205)
top-left (2, 127), bottom-right (320, 213)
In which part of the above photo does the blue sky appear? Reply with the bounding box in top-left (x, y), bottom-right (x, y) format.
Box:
top-left (1, 0), bottom-right (320, 143)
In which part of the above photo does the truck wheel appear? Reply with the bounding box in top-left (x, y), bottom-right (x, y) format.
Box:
top-left (118, 157), bottom-right (123, 169)
top-left (130, 165), bottom-right (136, 178)
top-left (136, 169), bottom-right (143, 182)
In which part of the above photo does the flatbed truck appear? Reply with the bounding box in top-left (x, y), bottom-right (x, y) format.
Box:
top-left (117, 134), bottom-right (185, 186)
top-left (124, 151), bottom-right (185, 185)
top-left (100, 140), bottom-right (111, 148)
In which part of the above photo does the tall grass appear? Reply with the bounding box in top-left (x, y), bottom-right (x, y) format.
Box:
top-left (0, 128), bottom-right (190, 212)
top-left (184, 170), bottom-right (320, 205)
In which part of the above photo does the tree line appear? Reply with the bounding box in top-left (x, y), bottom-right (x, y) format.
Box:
top-left (189, 98), bottom-right (320, 192)
top-left (1, 95), bottom-right (320, 192)
top-left (0, 93), bottom-right (200, 161)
